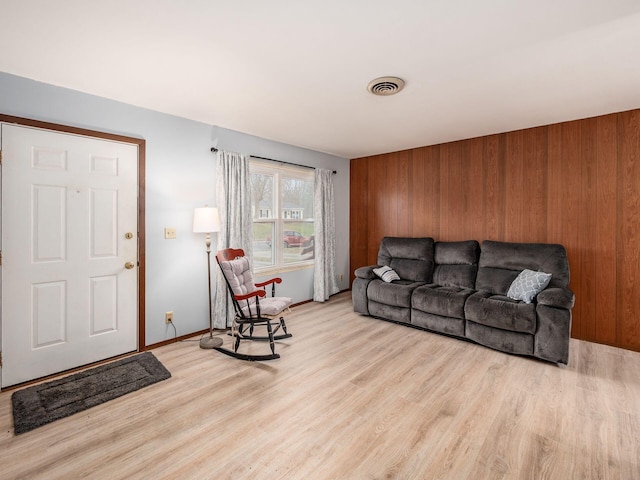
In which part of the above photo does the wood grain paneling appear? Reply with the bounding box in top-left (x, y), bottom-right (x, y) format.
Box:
top-left (596, 115), bottom-right (617, 345)
top-left (618, 110), bottom-right (640, 350)
top-left (367, 155), bottom-right (387, 261)
top-left (562, 120), bottom-right (583, 337)
top-left (438, 142), bottom-right (453, 240)
top-left (523, 127), bottom-right (547, 242)
top-left (412, 146), bottom-right (441, 237)
top-left (483, 134), bottom-right (504, 240)
top-left (350, 158), bottom-right (368, 276)
top-left (467, 137), bottom-right (485, 240)
top-left (580, 118), bottom-right (597, 341)
top-left (505, 130), bottom-right (525, 242)
top-left (396, 150), bottom-right (412, 237)
top-left (546, 124), bottom-right (563, 244)
top-left (350, 108), bottom-right (640, 352)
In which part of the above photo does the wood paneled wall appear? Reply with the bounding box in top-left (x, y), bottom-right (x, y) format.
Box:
top-left (350, 109), bottom-right (640, 351)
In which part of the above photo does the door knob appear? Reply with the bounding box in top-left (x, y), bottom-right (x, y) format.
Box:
top-left (125, 262), bottom-right (135, 269)
top-left (125, 232), bottom-right (134, 239)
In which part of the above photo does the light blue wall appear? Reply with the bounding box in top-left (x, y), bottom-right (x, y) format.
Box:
top-left (0, 72), bottom-right (350, 346)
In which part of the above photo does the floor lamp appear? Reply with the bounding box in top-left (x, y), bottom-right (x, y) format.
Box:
top-left (193, 206), bottom-right (224, 349)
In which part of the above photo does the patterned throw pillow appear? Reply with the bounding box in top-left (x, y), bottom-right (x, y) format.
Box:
top-left (373, 265), bottom-right (401, 283)
top-left (507, 269), bottom-right (552, 304)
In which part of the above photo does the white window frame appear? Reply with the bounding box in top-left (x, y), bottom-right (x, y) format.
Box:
top-left (250, 159), bottom-right (314, 274)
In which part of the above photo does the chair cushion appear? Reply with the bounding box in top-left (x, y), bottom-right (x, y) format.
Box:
top-left (367, 279), bottom-right (424, 308)
top-left (240, 296), bottom-right (292, 317)
top-left (412, 284), bottom-right (475, 320)
top-left (219, 256), bottom-right (255, 296)
top-left (219, 254), bottom-right (291, 318)
top-left (465, 291), bottom-right (537, 334)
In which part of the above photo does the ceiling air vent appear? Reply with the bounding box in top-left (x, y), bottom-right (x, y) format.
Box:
top-left (367, 76), bottom-right (405, 96)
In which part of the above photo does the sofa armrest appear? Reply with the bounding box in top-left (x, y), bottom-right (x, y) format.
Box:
top-left (536, 287), bottom-right (575, 310)
top-left (355, 265), bottom-right (380, 280)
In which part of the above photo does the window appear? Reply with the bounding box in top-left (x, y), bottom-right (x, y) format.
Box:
top-left (258, 208), bottom-right (272, 219)
top-left (250, 160), bottom-right (315, 271)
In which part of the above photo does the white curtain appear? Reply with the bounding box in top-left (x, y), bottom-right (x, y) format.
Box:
top-left (213, 150), bottom-right (253, 328)
top-left (313, 168), bottom-right (339, 302)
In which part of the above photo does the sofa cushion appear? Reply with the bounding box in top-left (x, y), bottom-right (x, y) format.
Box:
top-left (412, 284), bottom-right (475, 320)
top-left (432, 241), bottom-right (479, 289)
top-left (411, 310), bottom-right (465, 336)
top-left (465, 291), bottom-right (537, 334)
top-left (466, 320), bottom-right (534, 356)
top-left (475, 267), bottom-right (519, 296)
top-left (434, 240), bottom-right (479, 265)
top-left (367, 279), bottom-right (424, 308)
top-left (507, 269), bottom-right (552, 303)
top-left (433, 264), bottom-right (478, 290)
top-left (476, 241), bottom-right (570, 294)
top-left (369, 301), bottom-right (411, 324)
top-left (377, 237), bottom-right (435, 282)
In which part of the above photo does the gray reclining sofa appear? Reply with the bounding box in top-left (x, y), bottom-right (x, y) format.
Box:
top-left (353, 237), bottom-right (575, 364)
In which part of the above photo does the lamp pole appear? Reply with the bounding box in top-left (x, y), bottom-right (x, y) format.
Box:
top-left (194, 206), bottom-right (223, 349)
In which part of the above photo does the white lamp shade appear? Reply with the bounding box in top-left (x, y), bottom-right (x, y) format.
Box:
top-left (193, 207), bottom-right (221, 233)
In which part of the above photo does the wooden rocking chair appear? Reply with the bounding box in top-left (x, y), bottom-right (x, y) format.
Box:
top-left (214, 248), bottom-right (293, 360)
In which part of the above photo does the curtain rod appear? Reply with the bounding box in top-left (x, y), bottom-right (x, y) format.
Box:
top-left (211, 147), bottom-right (336, 174)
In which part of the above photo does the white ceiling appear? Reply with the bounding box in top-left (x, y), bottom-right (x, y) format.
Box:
top-left (2, 0), bottom-right (640, 159)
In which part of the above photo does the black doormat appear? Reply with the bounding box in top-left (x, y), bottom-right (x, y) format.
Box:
top-left (11, 352), bottom-right (171, 434)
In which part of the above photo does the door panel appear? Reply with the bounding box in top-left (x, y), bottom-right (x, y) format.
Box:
top-left (91, 188), bottom-right (118, 257)
top-left (1, 123), bottom-right (139, 387)
top-left (90, 275), bottom-right (118, 335)
top-left (33, 185), bottom-right (66, 262)
top-left (32, 281), bottom-right (66, 347)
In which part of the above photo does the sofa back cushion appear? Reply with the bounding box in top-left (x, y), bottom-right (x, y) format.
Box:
top-left (476, 240), bottom-right (570, 295)
top-left (377, 237), bottom-right (435, 282)
top-left (432, 240), bottom-right (480, 289)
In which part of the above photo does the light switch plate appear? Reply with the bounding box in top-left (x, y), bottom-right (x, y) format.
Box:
top-left (164, 227), bottom-right (177, 239)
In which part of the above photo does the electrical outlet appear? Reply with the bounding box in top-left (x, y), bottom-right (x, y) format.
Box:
top-left (165, 311), bottom-right (173, 324)
top-left (164, 228), bottom-right (177, 239)
top-left (339, 274), bottom-right (344, 281)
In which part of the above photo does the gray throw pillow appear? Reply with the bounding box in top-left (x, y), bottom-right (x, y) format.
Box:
top-left (507, 269), bottom-right (552, 304)
top-left (373, 265), bottom-right (400, 283)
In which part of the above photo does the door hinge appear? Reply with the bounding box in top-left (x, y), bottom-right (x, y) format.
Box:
top-left (0, 250), bottom-right (2, 266)
top-left (0, 351), bottom-right (2, 368)
top-left (0, 150), bottom-right (2, 164)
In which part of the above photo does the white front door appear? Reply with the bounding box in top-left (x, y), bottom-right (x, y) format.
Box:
top-left (1, 123), bottom-right (139, 387)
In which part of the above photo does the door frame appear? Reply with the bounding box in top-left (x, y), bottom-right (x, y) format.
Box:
top-left (0, 113), bottom-right (146, 355)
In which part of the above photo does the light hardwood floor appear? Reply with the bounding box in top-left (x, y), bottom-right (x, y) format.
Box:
top-left (1, 291), bottom-right (640, 479)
